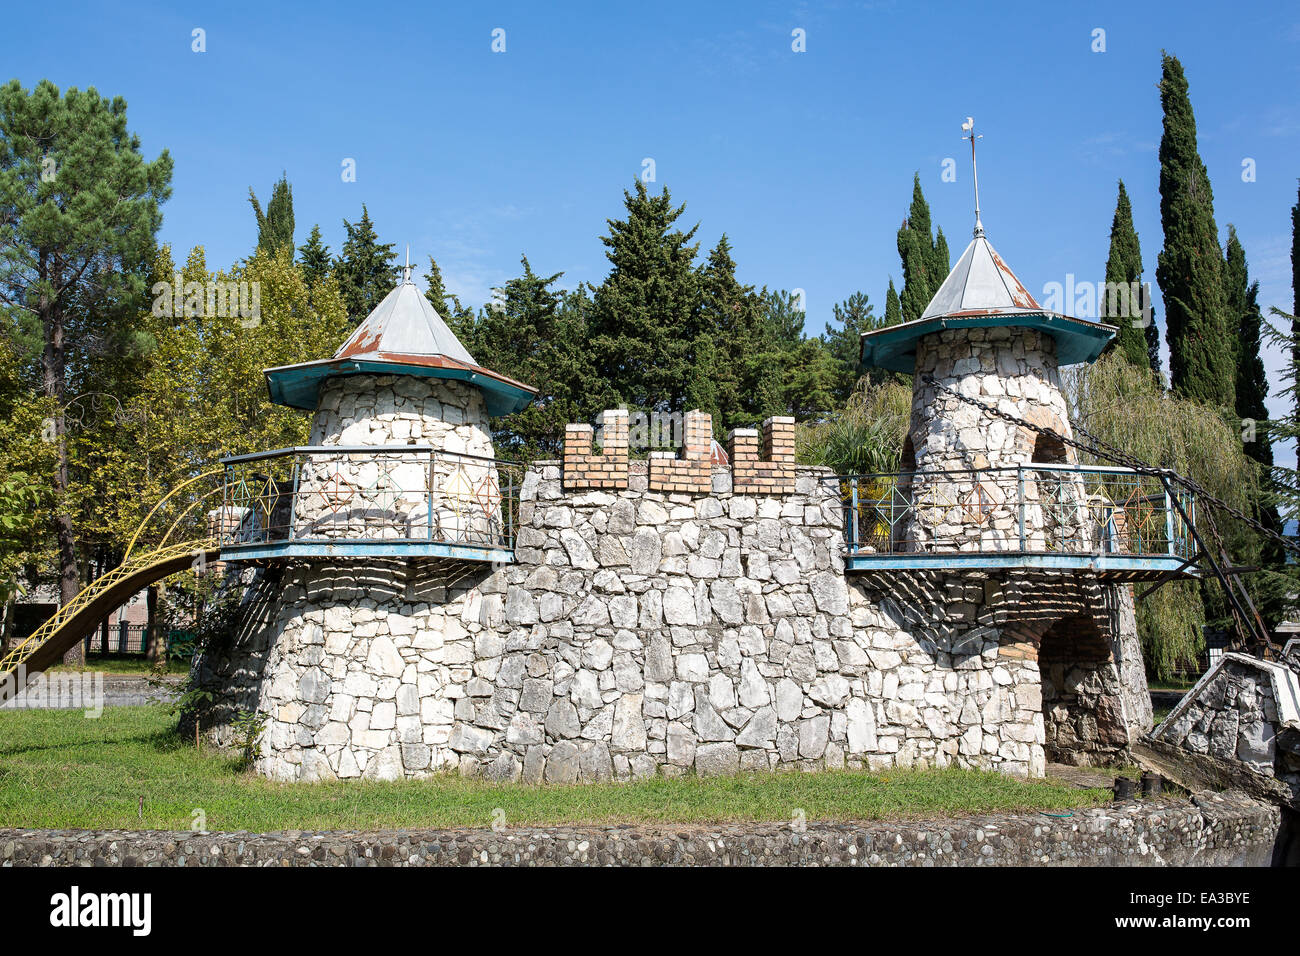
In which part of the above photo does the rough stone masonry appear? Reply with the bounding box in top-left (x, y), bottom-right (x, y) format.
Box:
top-left (193, 446), bottom-right (1149, 783)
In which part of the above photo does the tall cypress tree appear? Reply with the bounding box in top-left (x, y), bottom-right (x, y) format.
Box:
top-left (1155, 53), bottom-right (1235, 408)
top-left (1225, 228), bottom-right (1273, 468)
top-left (249, 173), bottom-right (295, 258)
top-left (297, 224), bottom-right (331, 286)
top-left (897, 174), bottom-right (950, 322)
top-left (1292, 182), bottom-right (1300, 450)
top-left (334, 205), bottom-right (397, 325)
top-left (587, 180), bottom-right (701, 415)
top-left (1102, 181), bottom-right (1156, 370)
top-left (884, 278), bottom-right (902, 327)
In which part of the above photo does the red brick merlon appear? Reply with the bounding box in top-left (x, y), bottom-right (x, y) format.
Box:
top-left (727, 416), bottom-right (796, 495)
top-left (562, 409), bottom-right (629, 490)
top-left (563, 410), bottom-right (798, 496)
top-left (648, 410), bottom-right (713, 494)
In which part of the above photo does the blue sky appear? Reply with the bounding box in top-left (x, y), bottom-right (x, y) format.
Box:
top-left (4, 0), bottom-right (1299, 453)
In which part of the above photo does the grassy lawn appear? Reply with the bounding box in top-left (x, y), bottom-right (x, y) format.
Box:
top-left (0, 704), bottom-right (1111, 832)
top-left (45, 655), bottom-right (173, 678)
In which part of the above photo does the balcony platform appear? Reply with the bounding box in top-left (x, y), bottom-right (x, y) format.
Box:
top-left (215, 445), bottom-right (522, 568)
top-left (829, 464), bottom-right (1200, 584)
top-left (219, 540), bottom-right (516, 565)
top-left (843, 549), bottom-right (1199, 582)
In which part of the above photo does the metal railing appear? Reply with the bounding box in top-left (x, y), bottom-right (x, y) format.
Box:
top-left (219, 446), bottom-right (523, 553)
top-left (828, 464), bottom-right (1195, 559)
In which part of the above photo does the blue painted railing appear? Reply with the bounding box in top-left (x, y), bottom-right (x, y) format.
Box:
top-left (828, 464), bottom-right (1196, 562)
top-left (216, 446), bottom-right (523, 562)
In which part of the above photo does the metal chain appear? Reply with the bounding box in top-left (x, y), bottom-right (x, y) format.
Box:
top-left (919, 373), bottom-right (1300, 561)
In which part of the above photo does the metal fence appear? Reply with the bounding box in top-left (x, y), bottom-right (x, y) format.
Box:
top-left (218, 446), bottom-right (524, 553)
top-left (829, 464), bottom-right (1196, 559)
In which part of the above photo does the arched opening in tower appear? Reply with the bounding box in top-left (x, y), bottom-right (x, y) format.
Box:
top-left (1038, 615), bottom-right (1130, 766)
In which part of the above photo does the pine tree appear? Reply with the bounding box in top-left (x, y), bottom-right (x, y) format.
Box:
top-left (587, 180), bottom-right (701, 415)
top-left (897, 174), bottom-right (950, 322)
top-left (0, 80), bottom-right (172, 661)
top-left (298, 224), bottom-right (331, 286)
top-left (1155, 53), bottom-right (1235, 408)
top-left (824, 292), bottom-right (878, 402)
top-left (248, 173), bottom-right (295, 259)
top-left (1102, 181), bottom-right (1156, 371)
top-left (334, 205), bottom-right (397, 325)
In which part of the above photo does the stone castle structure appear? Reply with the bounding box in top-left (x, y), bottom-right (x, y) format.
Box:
top-left (193, 232), bottom-right (1155, 783)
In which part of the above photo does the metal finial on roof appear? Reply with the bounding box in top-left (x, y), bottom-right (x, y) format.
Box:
top-left (961, 117), bottom-right (984, 238)
top-left (403, 245), bottom-right (413, 284)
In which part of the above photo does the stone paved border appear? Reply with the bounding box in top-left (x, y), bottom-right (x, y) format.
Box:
top-left (0, 791), bottom-right (1278, 866)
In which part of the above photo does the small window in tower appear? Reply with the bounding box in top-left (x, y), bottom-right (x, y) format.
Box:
top-left (901, 435), bottom-right (916, 473)
top-left (1032, 432), bottom-right (1068, 464)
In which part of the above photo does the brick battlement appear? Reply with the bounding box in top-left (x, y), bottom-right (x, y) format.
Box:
top-left (562, 409), bottom-right (797, 495)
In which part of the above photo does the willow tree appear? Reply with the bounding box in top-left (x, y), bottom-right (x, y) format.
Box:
top-left (1066, 354), bottom-right (1285, 677)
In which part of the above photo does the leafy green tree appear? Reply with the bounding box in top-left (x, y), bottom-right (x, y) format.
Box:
top-left (334, 205), bottom-right (397, 325)
top-left (1102, 181), bottom-right (1157, 371)
top-left (248, 173), bottom-right (294, 259)
top-left (0, 79), bottom-right (171, 661)
top-left (1155, 53), bottom-right (1235, 408)
top-left (298, 224), bottom-right (332, 286)
top-left (897, 174), bottom-right (950, 322)
top-left (587, 181), bottom-right (701, 415)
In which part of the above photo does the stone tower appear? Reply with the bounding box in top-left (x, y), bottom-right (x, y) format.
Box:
top-left (857, 221), bottom-right (1157, 769)
top-left (194, 269), bottom-right (537, 781)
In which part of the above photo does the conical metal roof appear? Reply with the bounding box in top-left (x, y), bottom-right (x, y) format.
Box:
top-left (859, 231), bottom-right (1116, 373)
top-left (921, 235), bottom-right (1040, 319)
top-left (264, 274), bottom-right (536, 417)
top-left (334, 279), bottom-right (478, 365)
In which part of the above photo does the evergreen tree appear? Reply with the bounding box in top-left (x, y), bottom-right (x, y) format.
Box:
top-left (697, 236), bottom-right (782, 431)
top-left (587, 181), bottom-right (701, 415)
top-left (1292, 182), bottom-right (1300, 454)
top-left (466, 256), bottom-right (592, 459)
top-left (1155, 53), bottom-right (1235, 408)
top-left (248, 173), bottom-right (295, 259)
top-left (422, 254), bottom-right (475, 341)
top-left (896, 174), bottom-right (950, 322)
top-left (334, 205), bottom-right (397, 324)
top-left (297, 224), bottom-right (331, 286)
top-left (824, 292), bottom-right (877, 402)
top-left (764, 288), bottom-right (806, 349)
top-left (884, 279), bottom-right (902, 327)
top-left (1102, 181), bottom-right (1157, 371)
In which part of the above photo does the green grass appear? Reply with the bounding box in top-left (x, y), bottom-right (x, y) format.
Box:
top-left (0, 704), bottom-right (1111, 832)
top-left (46, 655), bottom-right (172, 677)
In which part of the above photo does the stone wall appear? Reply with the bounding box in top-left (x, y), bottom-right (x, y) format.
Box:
top-left (1150, 653), bottom-right (1300, 806)
top-left (192, 455), bottom-right (1148, 783)
top-left (0, 791), bottom-right (1278, 866)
